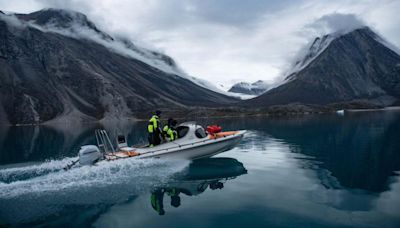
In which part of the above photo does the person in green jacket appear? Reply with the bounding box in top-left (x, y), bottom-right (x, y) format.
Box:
top-left (163, 118), bottom-right (178, 141)
top-left (150, 187), bottom-right (181, 215)
top-left (150, 188), bottom-right (165, 215)
top-left (148, 110), bottom-right (162, 147)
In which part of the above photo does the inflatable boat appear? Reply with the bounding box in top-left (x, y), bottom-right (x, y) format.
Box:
top-left (74, 122), bottom-right (246, 167)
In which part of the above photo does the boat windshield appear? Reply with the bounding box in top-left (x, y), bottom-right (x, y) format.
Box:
top-left (176, 126), bottom-right (190, 138)
top-left (195, 127), bottom-right (207, 138)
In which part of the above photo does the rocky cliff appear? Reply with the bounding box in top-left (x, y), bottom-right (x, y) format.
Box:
top-left (0, 9), bottom-right (237, 125)
top-left (243, 27), bottom-right (400, 107)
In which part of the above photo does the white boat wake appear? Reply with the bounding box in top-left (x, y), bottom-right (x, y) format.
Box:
top-left (0, 156), bottom-right (189, 224)
top-left (0, 157), bottom-right (189, 199)
top-left (0, 157), bottom-right (77, 183)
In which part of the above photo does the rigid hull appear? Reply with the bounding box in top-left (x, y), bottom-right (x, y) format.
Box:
top-left (133, 130), bottom-right (246, 160)
top-left (77, 122), bottom-right (246, 167)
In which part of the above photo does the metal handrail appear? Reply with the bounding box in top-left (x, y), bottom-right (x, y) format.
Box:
top-left (95, 129), bottom-right (116, 154)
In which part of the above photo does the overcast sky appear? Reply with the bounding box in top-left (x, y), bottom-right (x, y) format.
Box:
top-left (1, 0), bottom-right (399, 87)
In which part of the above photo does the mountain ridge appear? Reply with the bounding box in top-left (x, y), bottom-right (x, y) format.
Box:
top-left (228, 80), bottom-right (271, 95)
top-left (242, 27), bottom-right (400, 107)
top-left (0, 9), bottom-right (238, 125)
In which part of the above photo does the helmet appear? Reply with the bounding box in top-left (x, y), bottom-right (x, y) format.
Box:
top-left (167, 118), bottom-right (173, 125)
top-left (155, 110), bottom-right (162, 116)
top-left (171, 195), bottom-right (181, 207)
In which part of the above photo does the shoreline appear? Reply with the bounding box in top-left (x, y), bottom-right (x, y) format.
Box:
top-left (3, 105), bottom-right (400, 127)
top-left (346, 106), bottom-right (400, 112)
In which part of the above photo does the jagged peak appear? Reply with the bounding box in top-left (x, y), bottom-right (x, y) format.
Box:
top-left (228, 80), bottom-right (272, 96)
top-left (236, 82), bottom-right (251, 86)
top-left (15, 8), bottom-right (113, 40)
top-left (4, 8), bottom-right (187, 77)
top-left (18, 8), bottom-right (90, 27)
top-left (231, 80), bottom-right (271, 89)
top-left (284, 26), bottom-right (381, 81)
top-left (252, 80), bottom-right (272, 90)
top-left (284, 34), bottom-right (334, 80)
top-left (332, 26), bottom-right (376, 39)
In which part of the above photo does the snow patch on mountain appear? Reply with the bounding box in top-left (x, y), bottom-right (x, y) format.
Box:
top-left (228, 80), bottom-right (272, 96)
top-left (283, 26), bottom-right (400, 84)
top-left (185, 76), bottom-right (253, 99)
top-left (227, 93), bottom-right (257, 100)
top-left (281, 13), bottom-right (367, 82)
top-left (283, 35), bottom-right (334, 81)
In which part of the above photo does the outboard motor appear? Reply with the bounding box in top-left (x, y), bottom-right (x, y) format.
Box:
top-left (79, 145), bottom-right (102, 165)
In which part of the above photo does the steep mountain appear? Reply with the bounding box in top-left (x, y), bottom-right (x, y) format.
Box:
top-left (228, 80), bottom-right (271, 95)
top-left (0, 9), bottom-right (237, 125)
top-left (243, 27), bottom-right (400, 107)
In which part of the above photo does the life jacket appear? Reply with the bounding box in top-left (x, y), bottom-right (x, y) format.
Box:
top-left (148, 115), bottom-right (160, 133)
top-left (162, 125), bottom-right (169, 136)
top-left (166, 188), bottom-right (179, 196)
top-left (150, 190), bottom-right (165, 215)
top-left (168, 128), bottom-right (177, 141)
top-left (163, 125), bottom-right (177, 141)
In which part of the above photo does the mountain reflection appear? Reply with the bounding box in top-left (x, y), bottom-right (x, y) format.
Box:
top-left (212, 112), bottom-right (400, 193)
top-left (1, 113), bottom-right (399, 194)
top-left (1, 113), bottom-right (400, 227)
top-left (0, 120), bottom-right (149, 165)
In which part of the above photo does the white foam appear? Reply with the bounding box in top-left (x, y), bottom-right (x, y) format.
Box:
top-left (0, 157), bottom-right (77, 183)
top-left (0, 157), bottom-right (189, 224)
top-left (0, 157), bottom-right (190, 199)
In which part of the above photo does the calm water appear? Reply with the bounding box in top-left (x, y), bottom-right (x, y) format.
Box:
top-left (1, 112), bottom-right (400, 227)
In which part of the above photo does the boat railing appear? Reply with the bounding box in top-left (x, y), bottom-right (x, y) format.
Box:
top-left (95, 129), bottom-right (116, 154)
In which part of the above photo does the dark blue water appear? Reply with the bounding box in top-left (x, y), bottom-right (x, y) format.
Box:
top-left (1, 112), bottom-right (400, 227)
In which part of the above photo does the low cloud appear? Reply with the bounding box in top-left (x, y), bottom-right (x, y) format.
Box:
top-left (0, 0), bottom-right (399, 87)
top-left (0, 11), bottom-right (185, 76)
top-left (308, 13), bottom-right (365, 35)
top-left (0, 12), bottom-right (26, 28)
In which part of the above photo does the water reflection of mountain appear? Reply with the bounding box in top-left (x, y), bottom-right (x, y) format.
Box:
top-left (0, 121), bottom-right (149, 165)
top-left (236, 113), bottom-right (400, 193)
top-left (0, 125), bottom-right (95, 164)
top-left (2, 113), bottom-right (398, 194)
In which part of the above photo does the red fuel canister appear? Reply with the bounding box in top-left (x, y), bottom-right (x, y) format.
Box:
top-left (207, 125), bottom-right (222, 134)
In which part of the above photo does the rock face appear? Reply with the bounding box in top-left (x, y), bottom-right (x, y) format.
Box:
top-left (0, 9), bottom-right (237, 124)
top-left (243, 27), bottom-right (400, 107)
top-left (228, 80), bottom-right (271, 95)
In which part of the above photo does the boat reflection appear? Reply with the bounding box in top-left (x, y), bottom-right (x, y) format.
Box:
top-left (150, 157), bottom-right (247, 215)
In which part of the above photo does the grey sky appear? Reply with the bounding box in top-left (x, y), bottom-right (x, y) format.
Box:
top-left (1, 0), bottom-right (399, 87)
